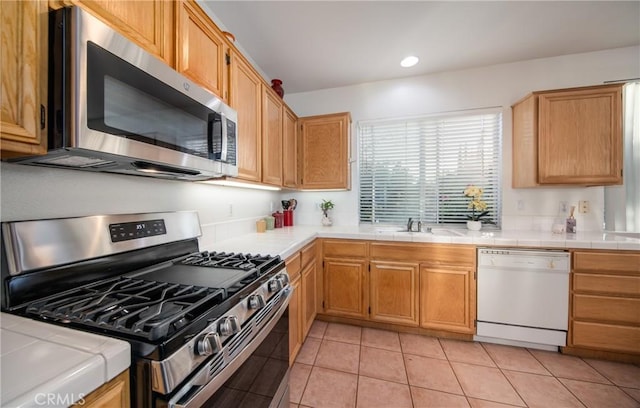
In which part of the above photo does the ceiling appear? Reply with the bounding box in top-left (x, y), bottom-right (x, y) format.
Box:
top-left (202, 1), bottom-right (640, 94)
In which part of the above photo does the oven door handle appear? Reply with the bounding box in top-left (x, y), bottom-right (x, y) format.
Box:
top-left (171, 286), bottom-right (292, 408)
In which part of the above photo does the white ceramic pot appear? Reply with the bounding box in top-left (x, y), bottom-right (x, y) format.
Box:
top-left (321, 214), bottom-right (333, 226)
top-left (466, 220), bottom-right (482, 231)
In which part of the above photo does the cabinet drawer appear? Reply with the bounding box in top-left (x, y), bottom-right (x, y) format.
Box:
top-left (573, 273), bottom-right (640, 297)
top-left (574, 252), bottom-right (640, 274)
top-left (286, 253), bottom-right (301, 280)
top-left (573, 294), bottom-right (640, 325)
top-left (301, 241), bottom-right (317, 268)
top-left (323, 240), bottom-right (368, 258)
top-left (370, 243), bottom-right (475, 267)
top-left (572, 321), bottom-right (640, 354)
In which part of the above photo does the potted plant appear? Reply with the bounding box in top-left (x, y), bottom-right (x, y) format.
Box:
top-left (463, 185), bottom-right (489, 230)
top-left (320, 199), bottom-right (334, 226)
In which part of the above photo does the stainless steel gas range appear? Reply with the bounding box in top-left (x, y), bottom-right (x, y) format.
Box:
top-left (0, 211), bottom-right (291, 408)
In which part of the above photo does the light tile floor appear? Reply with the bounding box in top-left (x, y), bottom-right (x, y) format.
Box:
top-left (290, 320), bottom-right (640, 408)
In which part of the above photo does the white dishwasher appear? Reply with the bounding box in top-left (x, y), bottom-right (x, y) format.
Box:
top-left (475, 248), bottom-right (570, 351)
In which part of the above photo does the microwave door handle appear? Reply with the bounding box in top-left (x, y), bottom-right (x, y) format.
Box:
top-left (220, 114), bottom-right (228, 162)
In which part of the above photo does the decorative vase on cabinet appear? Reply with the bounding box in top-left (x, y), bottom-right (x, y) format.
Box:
top-left (271, 79), bottom-right (284, 98)
top-left (466, 220), bottom-right (482, 231)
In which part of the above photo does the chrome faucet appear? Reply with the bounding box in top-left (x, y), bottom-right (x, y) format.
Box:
top-left (406, 217), bottom-right (414, 232)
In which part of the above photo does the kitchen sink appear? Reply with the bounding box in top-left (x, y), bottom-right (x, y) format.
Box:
top-left (374, 226), bottom-right (465, 236)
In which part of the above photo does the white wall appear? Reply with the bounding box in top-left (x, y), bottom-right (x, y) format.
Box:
top-left (284, 46), bottom-right (640, 231)
top-left (2, 47), bottom-right (638, 234)
top-left (0, 162), bottom-right (281, 246)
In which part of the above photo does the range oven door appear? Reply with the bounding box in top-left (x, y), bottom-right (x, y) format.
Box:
top-left (162, 288), bottom-right (291, 408)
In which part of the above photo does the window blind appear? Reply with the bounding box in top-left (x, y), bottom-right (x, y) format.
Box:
top-left (359, 110), bottom-right (502, 226)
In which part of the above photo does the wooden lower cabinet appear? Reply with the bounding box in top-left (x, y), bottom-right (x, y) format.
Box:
top-left (73, 370), bottom-right (129, 407)
top-left (286, 241), bottom-right (318, 363)
top-left (568, 250), bottom-right (640, 357)
top-left (301, 260), bottom-right (317, 338)
top-left (420, 266), bottom-right (476, 334)
top-left (321, 240), bottom-right (477, 335)
top-left (288, 273), bottom-right (302, 365)
top-left (323, 258), bottom-right (368, 319)
top-left (369, 261), bottom-right (419, 326)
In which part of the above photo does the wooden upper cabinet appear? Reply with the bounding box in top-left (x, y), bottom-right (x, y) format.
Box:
top-left (283, 105), bottom-right (298, 189)
top-left (1, 0), bottom-right (48, 158)
top-left (261, 85), bottom-right (283, 186)
top-left (230, 51), bottom-right (262, 182)
top-left (512, 84), bottom-right (623, 187)
top-left (55, 0), bottom-right (175, 67)
top-left (177, 0), bottom-right (229, 100)
top-left (299, 112), bottom-right (351, 190)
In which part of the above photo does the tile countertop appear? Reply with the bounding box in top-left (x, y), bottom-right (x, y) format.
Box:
top-left (0, 313), bottom-right (130, 408)
top-left (203, 225), bottom-right (640, 259)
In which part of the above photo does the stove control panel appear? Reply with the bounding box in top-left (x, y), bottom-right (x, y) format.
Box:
top-left (109, 219), bottom-right (166, 242)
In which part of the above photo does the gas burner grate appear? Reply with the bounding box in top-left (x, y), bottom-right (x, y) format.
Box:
top-left (180, 251), bottom-right (280, 275)
top-left (25, 277), bottom-right (225, 341)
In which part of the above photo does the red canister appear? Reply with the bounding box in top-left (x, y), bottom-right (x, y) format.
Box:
top-left (283, 209), bottom-right (293, 226)
top-left (273, 211), bottom-right (283, 228)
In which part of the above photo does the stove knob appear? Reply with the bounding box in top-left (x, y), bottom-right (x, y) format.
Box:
top-left (195, 332), bottom-right (222, 356)
top-left (268, 278), bottom-right (283, 293)
top-left (248, 294), bottom-right (266, 310)
top-left (218, 316), bottom-right (241, 336)
top-left (276, 273), bottom-right (289, 286)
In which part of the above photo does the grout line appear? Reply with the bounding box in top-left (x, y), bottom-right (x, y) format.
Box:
top-left (301, 320), bottom-right (638, 408)
top-left (477, 341), bottom-right (530, 407)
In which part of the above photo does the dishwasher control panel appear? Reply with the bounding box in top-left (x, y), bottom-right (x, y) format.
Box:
top-left (478, 248), bottom-right (570, 271)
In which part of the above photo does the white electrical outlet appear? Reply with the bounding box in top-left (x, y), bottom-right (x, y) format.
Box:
top-left (559, 201), bottom-right (568, 213)
top-left (579, 200), bottom-right (589, 214)
top-left (517, 200), bottom-right (525, 211)
top-left (228, 203), bottom-right (233, 216)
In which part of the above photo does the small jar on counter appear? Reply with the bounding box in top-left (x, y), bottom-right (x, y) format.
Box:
top-left (265, 216), bottom-right (275, 230)
top-left (256, 219), bottom-right (266, 233)
top-left (273, 211), bottom-right (283, 228)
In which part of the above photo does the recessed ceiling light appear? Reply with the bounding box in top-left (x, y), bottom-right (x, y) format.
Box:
top-left (400, 56), bottom-right (419, 68)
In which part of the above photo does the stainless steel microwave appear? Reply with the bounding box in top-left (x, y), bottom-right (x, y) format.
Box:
top-left (12, 6), bottom-right (238, 181)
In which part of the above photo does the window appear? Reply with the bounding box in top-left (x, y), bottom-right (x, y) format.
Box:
top-left (359, 109), bottom-right (502, 226)
top-left (605, 82), bottom-right (640, 232)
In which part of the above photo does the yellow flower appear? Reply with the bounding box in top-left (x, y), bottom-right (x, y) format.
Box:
top-left (464, 185), bottom-right (488, 221)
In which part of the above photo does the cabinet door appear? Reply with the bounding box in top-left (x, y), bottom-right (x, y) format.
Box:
top-left (420, 266), bottom-right (476, 334)
top-left (230, 52), bottom-right (262, 181)
top-left (289, 274), bottom-right (302, 365)
top-left (323, 258), bottom-right (368, 319)
top-left (1, 0), bottom-right (48, 158)
top-left (370, 262), bottom-right (419, 326)
top-left (73, 370), bottom-right (130, 407)
top-left (538, 85), bottom-right (622, 185)
top-left (301, 261), bottom-right (317, 338)
top-left (282, 105), bottom-right (298, 188)
top-left (299, 112), bottom-right (351, 189)
top-left (177, 0), bottom-right (228, 100)
top-left (262, 86), bottom-right (283, 186)
top-left (59, 0), bottom-right (174, 66)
